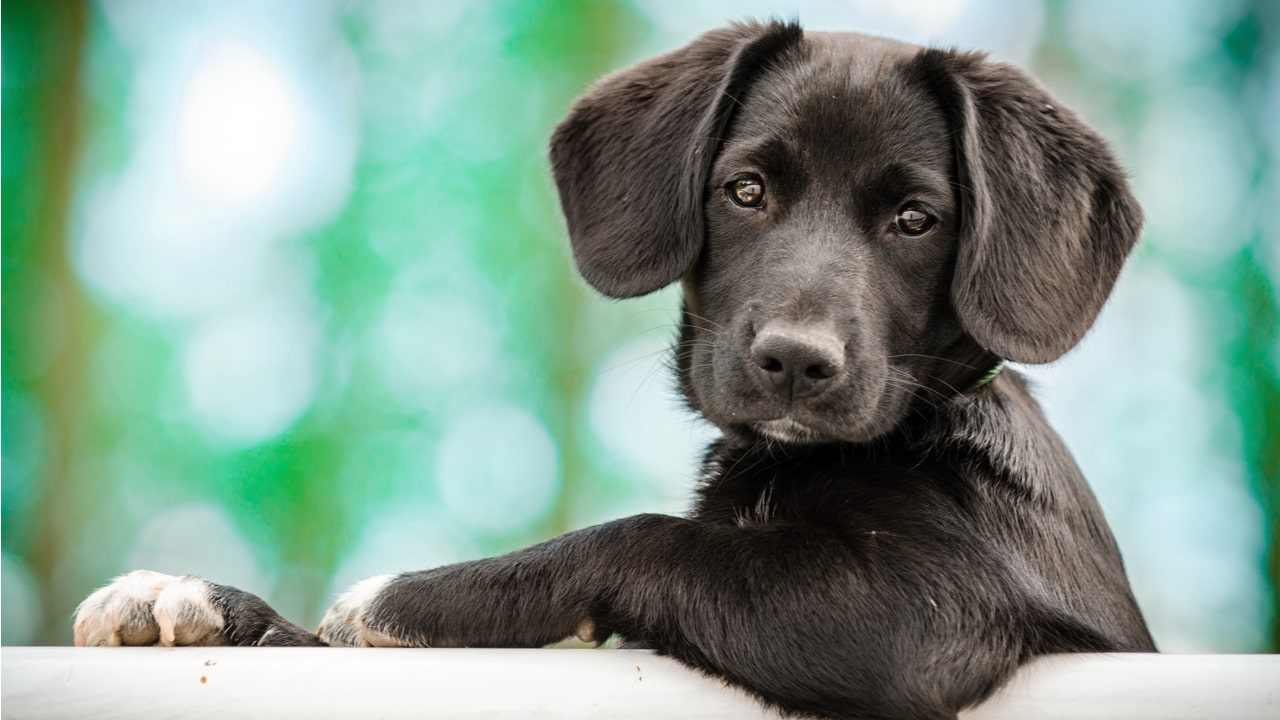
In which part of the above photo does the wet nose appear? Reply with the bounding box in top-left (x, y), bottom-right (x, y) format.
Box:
top-left (750, 324), bottom-right (845, 400)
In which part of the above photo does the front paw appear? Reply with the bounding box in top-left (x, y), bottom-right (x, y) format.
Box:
top-left (317, 575), bottom-right (408, 647)
top-left (75, 571), bottom-right (226, 647)
top-left (320, 567), bottom-right (597, 649)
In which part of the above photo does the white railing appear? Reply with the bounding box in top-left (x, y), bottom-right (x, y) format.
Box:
top-left (2, 648), bottom-right (1276, 719)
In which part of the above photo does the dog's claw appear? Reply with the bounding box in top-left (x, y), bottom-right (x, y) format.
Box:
top-left (155, 605), bottom-right (177, 646)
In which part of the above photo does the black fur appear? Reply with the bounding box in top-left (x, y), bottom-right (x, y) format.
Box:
top-left (208, 584), bottom-right (325, 647)
top-left (359, 22), bottom-right (1153, 719)
top-left (106, 22), bottom-right (1156, 720)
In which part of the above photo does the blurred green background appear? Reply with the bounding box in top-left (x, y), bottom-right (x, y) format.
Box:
top-left (3, 0), bottom-right (1277, 651)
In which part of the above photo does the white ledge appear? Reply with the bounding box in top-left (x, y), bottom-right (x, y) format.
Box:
top-left (2, 648), bottom-right (1277, 719)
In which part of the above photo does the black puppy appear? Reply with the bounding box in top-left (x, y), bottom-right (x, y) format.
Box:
top-left (75, 21), bottom-right (1154, 720)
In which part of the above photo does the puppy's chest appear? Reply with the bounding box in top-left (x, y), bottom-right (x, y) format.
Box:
top-left (693, 444), bottom-right (936, 528)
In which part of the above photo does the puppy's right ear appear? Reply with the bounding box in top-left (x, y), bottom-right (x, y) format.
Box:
top-left (550, 21), bottom-right (802, 298)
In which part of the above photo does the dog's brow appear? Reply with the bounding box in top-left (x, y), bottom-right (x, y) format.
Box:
top-left (720, 137), bottom-right (796, 174)
top-left (877, 162), bottom-right (950, 197)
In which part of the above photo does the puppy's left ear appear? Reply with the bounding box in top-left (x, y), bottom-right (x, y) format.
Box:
top-left (919, 50), bottom-right (1143, 364)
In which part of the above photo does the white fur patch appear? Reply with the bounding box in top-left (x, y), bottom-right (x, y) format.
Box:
top-left (74, 570), bottom-right (223, 647)
top-left (318, 574), bottom-right (399, 647)
top-left (697, 454), bottom-right (723, 486)
top-left (734, 478), bottom-right (778, 528)
top-left (754, 418), bottom-right (822, 444)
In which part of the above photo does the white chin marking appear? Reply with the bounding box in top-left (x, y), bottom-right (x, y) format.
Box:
top-left (754, 418), bottom-right (823, 444)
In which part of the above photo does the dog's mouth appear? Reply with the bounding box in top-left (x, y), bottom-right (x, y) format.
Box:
top-left (683, 339), bottom-right (904, 446)
top-left (726, 383), bottom-right (904, 443)
top-left (709, 362), bottom-right (917, 446)
top-left (681, 305), bottom-right (923, 446)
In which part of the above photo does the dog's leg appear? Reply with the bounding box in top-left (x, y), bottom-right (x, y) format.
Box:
top-left (74, 570), bottom-right (324, 647)
top-left (318, 513), bottom-right (1012, 719)
top-left (318, 514), bottom-right (787, 650)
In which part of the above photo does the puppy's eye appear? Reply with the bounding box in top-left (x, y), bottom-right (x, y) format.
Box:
top-left (728, 175), bottom-right (765, 208)
top-left (894, 203), bottom-right (936, 236)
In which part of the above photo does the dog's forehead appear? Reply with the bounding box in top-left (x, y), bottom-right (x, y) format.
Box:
top-left (802, 30), bottom-right (922, 78)
top-left (728, 31), bottom-right (948, 168)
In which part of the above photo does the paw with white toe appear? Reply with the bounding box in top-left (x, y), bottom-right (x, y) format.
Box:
top-left (75, 570), bottom-right (226, 647)
top-left (318, 575), bottom-right (407, 647)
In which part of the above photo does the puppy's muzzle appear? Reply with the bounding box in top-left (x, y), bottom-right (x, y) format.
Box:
top-left (750, 323), bottom-right (845, 401)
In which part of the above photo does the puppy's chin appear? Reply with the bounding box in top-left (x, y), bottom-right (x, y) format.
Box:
top-left (721, 386), bottom-right (911, 443)
top-left (747, 411), bottom-right (899, 446)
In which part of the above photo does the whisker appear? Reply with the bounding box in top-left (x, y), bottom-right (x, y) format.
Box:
top-left (593, 346), bottom-right (672, 378)
top-left (887, 353), bottom-right (984, 370)
top-left (693, 77), bottom-right (746, 111)
top-left (885, 367), bottom-right (947, 411)
top-left (680, 310), bottom-right (727, 332)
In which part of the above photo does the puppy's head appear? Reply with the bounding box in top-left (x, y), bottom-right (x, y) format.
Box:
top-left (551, 22), bottom-right (1142, 444)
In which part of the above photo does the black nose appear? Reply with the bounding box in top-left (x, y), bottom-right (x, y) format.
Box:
top-left (750, 324), bottom-right (845, 400)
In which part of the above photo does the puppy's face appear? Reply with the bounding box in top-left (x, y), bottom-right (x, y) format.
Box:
top-left (553, 24), bottom-right (1141, 444)
top-left (680, 36), bottom-right (964, 444)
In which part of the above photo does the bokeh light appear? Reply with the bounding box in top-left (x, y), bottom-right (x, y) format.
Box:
top-left (437, 403), bottom-right (561, 536)
top-left (175, 35), bottom-right (301, 207)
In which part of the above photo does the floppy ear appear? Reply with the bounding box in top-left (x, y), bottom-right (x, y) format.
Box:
top-left (550, 21), bottom-right (803, 298)
top-left (919, 50), bottom-right (1143, 363)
